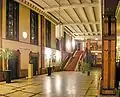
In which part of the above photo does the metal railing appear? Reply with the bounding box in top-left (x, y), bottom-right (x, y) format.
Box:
top-left (61, 49), bottom-right (77, 71)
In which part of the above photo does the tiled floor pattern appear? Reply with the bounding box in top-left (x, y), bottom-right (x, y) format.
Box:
top-left (0, 68), bottom-right (116, 97)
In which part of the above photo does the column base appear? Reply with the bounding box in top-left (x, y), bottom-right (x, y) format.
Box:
top-left (101, 89), bottom-right (116, 95)
top-left (0, 72), bottom-right (4, 81)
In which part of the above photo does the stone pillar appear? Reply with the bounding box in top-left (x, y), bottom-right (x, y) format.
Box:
top-left (40, 15), bottom-right (45, 74)
top-left (0, 0), bottom-right (2, 81)
top-left (101, 15), bottom-right (116, 94)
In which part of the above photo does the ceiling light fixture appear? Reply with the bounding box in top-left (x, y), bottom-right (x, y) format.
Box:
top-left (58, 0), bottom-right (63, 37)
top-left (95, 38), bottom-right (98, 40)
top-left (81, 38), bottom-right (84, 40)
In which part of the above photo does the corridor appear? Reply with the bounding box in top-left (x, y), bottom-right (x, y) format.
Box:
top-left (0, 68), bottom-right (115, 97)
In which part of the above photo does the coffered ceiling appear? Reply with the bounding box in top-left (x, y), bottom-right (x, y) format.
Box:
top-left (16, 0), bottom-right (102, 40)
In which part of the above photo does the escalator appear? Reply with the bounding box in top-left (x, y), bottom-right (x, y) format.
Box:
top-left (61, 50), bottom-right (77, 70)
top-left (64, 50), bottom-right (83, 71)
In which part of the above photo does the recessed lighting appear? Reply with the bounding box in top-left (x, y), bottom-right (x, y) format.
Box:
top-left (81, 38), bottom-right (84, 40)
top-left (95, 53), bottom-right (98, 55)
top-left (95, 38), bottom-right (98, 40)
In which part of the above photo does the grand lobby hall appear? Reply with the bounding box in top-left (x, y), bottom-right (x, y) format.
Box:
top-left (0, 0), bottom-right (120, 97)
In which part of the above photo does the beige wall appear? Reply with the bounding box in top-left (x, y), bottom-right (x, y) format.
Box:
top-left (51, 23), bottom-right (56, 49)
top-left (1, 0), bottom-right (57, 71)
top-left (66, 32), bottom-right (72, 53)
top-left (2, 0), bottom-right (6, 39)
top-left (2, 2), bottom-right (40, 70)
top-left (19, 4), bottom-right (30, 43)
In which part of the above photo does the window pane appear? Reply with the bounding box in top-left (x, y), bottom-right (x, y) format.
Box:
top-left (30, 10), bottom-right (38, 45)
top-left (6, 0), bottom-right (19, 40)
top-left (46, 20), bottom-right (51, 47)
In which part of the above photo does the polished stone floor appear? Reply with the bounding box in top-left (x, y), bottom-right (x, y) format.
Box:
top-left (0, 68), bottom-right (116, 97)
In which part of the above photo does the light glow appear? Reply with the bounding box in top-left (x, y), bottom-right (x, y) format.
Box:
top-left (55, 76), bottom-right (61, 94)
top-left (81, 38), bottom-right (84, 40)
top-left (55, 25), bottom-right (63, 38)
top-left (95, 53), bottom-right (98, 55)
top-left (23, 32), bottom-right (27, 39)
top-left (66, 40), bottom-right (71, 51)
top-left (45, 78), bottom-right (51, 93)
top-left (95, 38), bottom-right (98, 40)
top-left (45, 48), bottom-right (52, 59)
top-left (82, 42), bottom-right (85, 51)
top-left (91, 50), bottom-right (102, 53)
top-left (56, 50), bottom-right (61, 62)
top-left (72, 39), bottom-right (75, 49)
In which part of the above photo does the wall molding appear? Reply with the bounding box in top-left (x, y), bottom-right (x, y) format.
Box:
top-left (14, 0), bottom-right (58, 25)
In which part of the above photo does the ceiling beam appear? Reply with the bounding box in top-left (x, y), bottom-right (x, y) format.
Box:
top-left (75, 36), bottom-right (102, 40)
top-left (63, 9), bottom-right (80, 34)
top-left (62, 21), bottom-right (100, 26)
top-left (73, 31), bottom-right (101, 34)
top-left (72, 7), bottom-right (85, 32)
top-left (78, 0), bottom-right (91, 34)
top-left (53, 11), bottom-right (78, 36)
top-left (82, 8), bottom-right (92, 32)
top-left (65, 0), bottom-right (84, 33)
top-left (15, 0), bottom-right (58, 24)
top-left (91, 0), bottom-right (97, 32)
top-left (41, 0), bottom-right (50, 7)
top-left (53, 0), bottom-right (60, 6)
top-left (44, 2), bottom-right (99, 12)
top-left (64, 26), bottom-right (75, 37)
top-left (99, 0), bottom-right (102, 32)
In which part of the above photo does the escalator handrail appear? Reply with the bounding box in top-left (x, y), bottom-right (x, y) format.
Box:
top-left (63, 50), bottom-right (77, 69)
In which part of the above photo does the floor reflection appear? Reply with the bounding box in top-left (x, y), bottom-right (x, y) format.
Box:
top-left (0, 68), bottom-right (112, 97)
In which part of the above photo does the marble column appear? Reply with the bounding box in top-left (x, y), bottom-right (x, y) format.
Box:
top-left (40, 15), bottom-right (45, 74)
top-left (101, 15), bottom-right (116, 95)
top-left (0, 0), bottom-right (3, 81)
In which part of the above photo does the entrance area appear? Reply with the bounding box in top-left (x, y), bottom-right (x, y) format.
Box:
top-left (8, 51), bottom-right (20, 79)
top-left (30, 53), bottom-right (39, 76)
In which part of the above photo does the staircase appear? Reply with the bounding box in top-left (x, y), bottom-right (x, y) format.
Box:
top-left (64, 50), bottom-right (83, 71)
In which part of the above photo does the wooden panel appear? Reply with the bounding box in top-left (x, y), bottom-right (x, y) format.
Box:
top-left (103, 17), bottom-right (108, 35)
top-left (111, 23), bottom-right (115, 35)
top-left (103, 40), bottom-right (108, 88)
top-left (101, 89), bottom-right (115, 95)
top-left (101, 15), bottom-right (116, 95)
top-left (110, 40), bottom-right (115, 88)
top-left (0, 0), bottom-right (2, 72)
top-left (51, 23), bottom-right (56, 48)
top-left (0, 0), bottom-right (2, 46)
top-left (41, 16), bottom-right (45, 69)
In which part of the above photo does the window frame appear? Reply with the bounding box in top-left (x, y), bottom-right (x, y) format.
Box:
top-left (30, 10), bottom-right (38, 45)
top-left (46, 19), bottom-right (51, 48)
top-left (6, 0), bottom-right (19, 41)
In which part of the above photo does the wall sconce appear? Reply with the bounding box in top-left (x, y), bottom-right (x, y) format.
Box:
top-left (95, 38), bottom-right (98, 40)
top-left (23, 32), bottom-right (27, 39)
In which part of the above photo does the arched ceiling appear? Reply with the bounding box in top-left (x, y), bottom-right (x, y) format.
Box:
top-left (16, 0), bottom-right (102, 40)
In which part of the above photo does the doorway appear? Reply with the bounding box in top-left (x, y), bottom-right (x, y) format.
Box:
top-left (30, 52), bottom-right (39, 76)
top-left (8, 50), bottom-right (20, 79)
